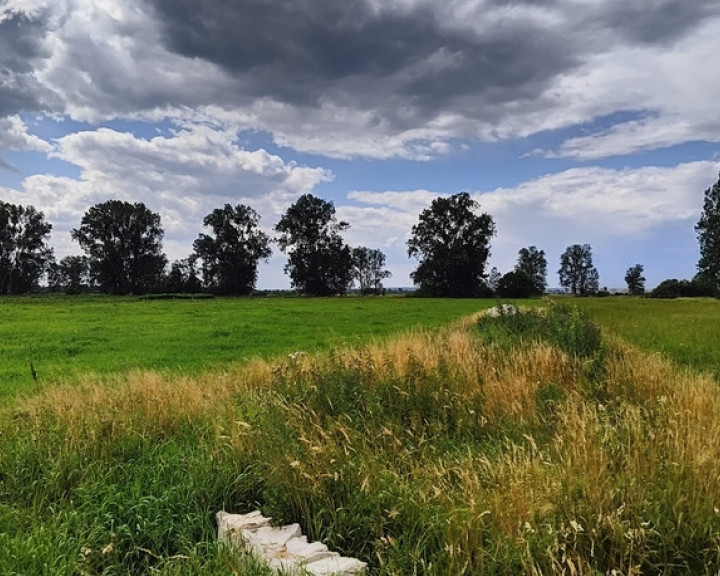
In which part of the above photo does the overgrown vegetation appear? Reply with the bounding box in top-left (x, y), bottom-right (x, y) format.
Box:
top-left (2, 304), bottom-right (720, 574)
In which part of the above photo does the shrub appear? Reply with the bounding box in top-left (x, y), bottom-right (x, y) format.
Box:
top-left (650, 276), bottom-right (717, 299)
top-left (496, 270), bottom-right (535, 298)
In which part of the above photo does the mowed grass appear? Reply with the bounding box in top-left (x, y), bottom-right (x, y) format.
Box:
top-left (557, 296), bottom-right (720, 378)
top-left (0, 295), bottom-right (535, 398)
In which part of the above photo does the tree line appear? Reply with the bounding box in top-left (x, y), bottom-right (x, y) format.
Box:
top-left (3, 170), bottom-right (720, 297)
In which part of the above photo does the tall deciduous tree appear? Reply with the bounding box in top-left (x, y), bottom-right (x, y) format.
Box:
top-left (193, 204), bottom-right (271, 295)
top-left (164, 258), bottom-right (202, 294)
top-left (625, 264), bottom-right (645, 295)
top-left (487, 267), bottom-right (501, 293)
top-left (559, 244), bottom-right (599, 296)
top-left (0, 202), bottom-right (53, 294)
top-left (351, 246), bottom-right (391, 294)
top-left (515, 245), bottom-right (547, 295)
top-left (275, 194), bottom-right (353, 296)
top-left (47, 255), bottom-right (93, 294)
top-left (696, 171), bottom-right (720, 289)
top-left (407, 192), bottom-right (495, 297)
top-left (72, 200), bottom-right (166, 294)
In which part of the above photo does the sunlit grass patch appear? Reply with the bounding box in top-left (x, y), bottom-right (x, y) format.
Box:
top-left (2, 305), bottom-right (720, 574)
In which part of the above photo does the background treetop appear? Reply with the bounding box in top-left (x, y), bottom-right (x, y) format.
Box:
top-left (407, 192), bottom-right (495, 297)
top-left (193, 203), bottom-right (271, 295)
top-left (72, 200), bottom-right (166, 295)
top-left (275, 194), bottom-right (353, 296)
top-left (0, 201), bottom-right (54, 295)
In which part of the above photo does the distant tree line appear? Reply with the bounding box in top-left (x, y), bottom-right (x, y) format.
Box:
top-left (0, 195), bottom-right (393, 297)
top-left (3, 170), bottom-right (720, 297)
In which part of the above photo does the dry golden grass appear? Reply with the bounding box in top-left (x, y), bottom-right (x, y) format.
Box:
top-left (6, 311), bottom-right (720, 574)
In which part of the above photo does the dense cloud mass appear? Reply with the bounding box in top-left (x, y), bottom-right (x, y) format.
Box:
top-left (0, 8), bottom-right (55, 117)
top-left (1, 0), bottom-right (720, 287)
top-left (1, 0), bottom-right (719, 157)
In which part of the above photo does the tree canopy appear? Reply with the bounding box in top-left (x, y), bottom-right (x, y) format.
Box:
top-left (351, 246), bottom-right (391, 295)
top-left (407, 192), bottom-right (495, 297)
top-left (496, 269), bottom-right (535, 298)
top-left (625, 264), bottom-right (645, 295)
top-left (275, 194), bottom-right (353, 296)
top-left (163, 258), bottom-right (202, 294)
top-left (696, 171), bottom-right (720, 290)
top-left (0, 201), bottom-right (53, 294)
top-left (515, 245), bottom-right (547, 295)
top-left (47, 255), bottom-right (92, 294)
top-left (71, 200), bottom-right (166, 295)
top-left (193, 204), bottom-right (271, 295)
top-left (559, 244), bottom-right (599, 296)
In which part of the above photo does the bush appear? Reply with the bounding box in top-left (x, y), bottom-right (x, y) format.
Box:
top-left (650, 275), bottom-right (718, 299)
top-left (496, 270), bottom-right (535, 298)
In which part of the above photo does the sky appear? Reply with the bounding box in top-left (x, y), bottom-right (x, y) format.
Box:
top-left (2, 0), bottom-right (720, 291)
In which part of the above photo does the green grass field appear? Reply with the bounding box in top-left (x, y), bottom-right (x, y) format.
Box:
top-left (0, 295), bottom-right (532, 398)
top-left (2, 296), bottom-right (720, 575)
top-left (556, 296), bottom-right (720, 378)
top-left (3, 295), bottom-right (719, 399)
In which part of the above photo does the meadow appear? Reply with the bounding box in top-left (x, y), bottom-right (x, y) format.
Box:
top-left (1, 296), bottom-right (720, 575)
top-left (559, 296), bottom-right (720, 378)
top-left (0, 295), bottom-right (527, 398)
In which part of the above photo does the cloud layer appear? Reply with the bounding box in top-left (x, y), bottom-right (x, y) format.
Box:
top-left (2, 0), bottom-right (720, 159)
top-left (1, 0), bottom-right (720, 288)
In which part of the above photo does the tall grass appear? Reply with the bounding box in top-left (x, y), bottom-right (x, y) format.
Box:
top-left (2, 306), bottom-right (720, 574)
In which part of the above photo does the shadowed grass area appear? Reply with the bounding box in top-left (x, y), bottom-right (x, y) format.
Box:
top-left (0, 295), bottom-right (540, 398)
top-left (3, 306), bottom-right (720, 574)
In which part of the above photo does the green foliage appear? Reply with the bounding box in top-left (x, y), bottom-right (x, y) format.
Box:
top-left (625, 263), bottom-right (645, 295)
top-left (496, 269), bottom-right (535, 298)
top-left (275, 194), bottom-right (353, 296)
top-left (696, 170), bottom-right (720, 290)
top-left (407, 192), bottom-right (495, 297)
top-left (558, 243), bottom-right (599, 296)
top-left (351, 246), bottom-right (391, 294)
top-left (0, 201), bottom-right (53, 294)
top-left (4, 299), bottom-right (720, 574)
top-left (650, 275), bottom-right (718, 299)
top-left (47, 255), bottom-right (93, 294)
top-left (162, 258), bottom-right (203, 294)
top-left (476, 305), bottom-right (602, 359)
top-left (72, 200), bottom-right (167, 295)
top-left (557, 296), bottom-right (720, 379)
top-left (535, 382), bottom-right (566, 422)
top-left (515, 245), bottom-right (547, 295)
top-left (193, 204), bottom-right (271, 295)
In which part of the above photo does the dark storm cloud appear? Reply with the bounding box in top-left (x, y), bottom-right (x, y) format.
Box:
top-left (601, 0), bottom-right (720, 44)
top-left (0, 8), bottom-right (57, 117)
top-left (148, 0), bottom-right (720, 117)
top-left (148, 0), bottom-right (575, 112)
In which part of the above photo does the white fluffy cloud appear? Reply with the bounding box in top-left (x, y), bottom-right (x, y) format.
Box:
top-left (543, 17), bottom-right (720, 159)
top-left (0, 116), bottom-right (52, 168)
top-left (7, 123), bottom-right (331, 267)
top-left (347, 161), bottom-right (717, 287)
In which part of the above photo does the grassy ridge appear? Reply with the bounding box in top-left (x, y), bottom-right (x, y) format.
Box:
top-left (0, 296), bottom-right (526, 398)
top-left (3, 305), bottom-right (720, 574)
